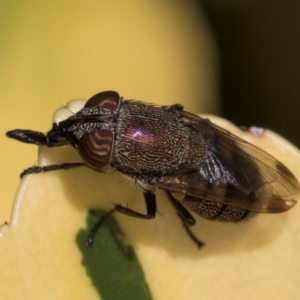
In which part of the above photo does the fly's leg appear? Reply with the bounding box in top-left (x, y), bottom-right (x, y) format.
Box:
top-left (170, 104), bottom-right (184, 111)
top-left (165, 191), bottom-right (195, 226)
top-left (180, 218), bottom-right (204, 248)
top-left (86, 207), bottom-right (117, 247)
top-left (20, 162), bottom-right (86, 178)
top-left (165, 191), bottom-right (204, 248)
top-left (162, 104), bottom-right (184, 112)
top-left (115, 192), bottom-right (156, 219)
top-left (87, 192), bottom-right (157, 246)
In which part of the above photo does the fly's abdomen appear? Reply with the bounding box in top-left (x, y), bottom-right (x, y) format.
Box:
top-left (183, 182), bottom-right (256, 222)
top-left (184, 195), bottom-right (253, 222)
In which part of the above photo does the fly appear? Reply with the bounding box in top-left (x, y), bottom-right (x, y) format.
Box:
top-left (6, 91), bottom-right (300, 247)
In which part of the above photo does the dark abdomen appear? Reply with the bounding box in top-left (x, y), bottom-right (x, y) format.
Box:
top-left (184, 195), bottom-right (253, 222)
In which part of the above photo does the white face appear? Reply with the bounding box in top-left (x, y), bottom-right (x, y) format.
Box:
top-left (52, 99), bottom-right (87, 125)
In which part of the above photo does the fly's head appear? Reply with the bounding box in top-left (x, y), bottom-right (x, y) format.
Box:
top-left (7, 91), bottom-right (122, 172)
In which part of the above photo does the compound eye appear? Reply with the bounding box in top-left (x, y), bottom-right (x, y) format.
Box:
top-left (78, 130), bottom-right (113, 169)
top-left (85, 91), bottom-right (120, 111)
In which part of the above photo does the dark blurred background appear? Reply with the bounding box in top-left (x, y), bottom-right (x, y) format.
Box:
top-left (199, 0), bottom-right (300, 147)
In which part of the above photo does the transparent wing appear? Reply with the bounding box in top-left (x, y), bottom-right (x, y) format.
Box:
top-left (157, 111), bottom-right (299, 213)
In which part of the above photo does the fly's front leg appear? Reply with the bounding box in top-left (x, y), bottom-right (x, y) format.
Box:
top-left (165, 191), bottom-right (204, 248)
top-left (87, 192), bottom-right (157, 246)
top-left (20, 162), bottom-right (86, 178)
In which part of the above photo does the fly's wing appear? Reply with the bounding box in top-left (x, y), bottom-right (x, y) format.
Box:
top-left (157, 111), bottom-right (299, 213)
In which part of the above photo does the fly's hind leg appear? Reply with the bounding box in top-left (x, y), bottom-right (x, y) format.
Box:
top-left (165, 191), bottom-right (204, 248)
top-left (87, 192), bottom-right (157, 246)
top-left (180, 217), bottom-right (204, 248)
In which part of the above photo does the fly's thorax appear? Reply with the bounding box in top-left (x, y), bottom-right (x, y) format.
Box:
top-left (111, 100), bottom-right (189, 174)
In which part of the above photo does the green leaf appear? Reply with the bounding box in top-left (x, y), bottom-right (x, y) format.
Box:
top-left (76, 210), bottom-right (153, 300)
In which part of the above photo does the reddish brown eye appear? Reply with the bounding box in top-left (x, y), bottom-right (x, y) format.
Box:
top-left (78, 130), bottom-right (113, 169)
top-left (85, 91), bottom-right (120, 111)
